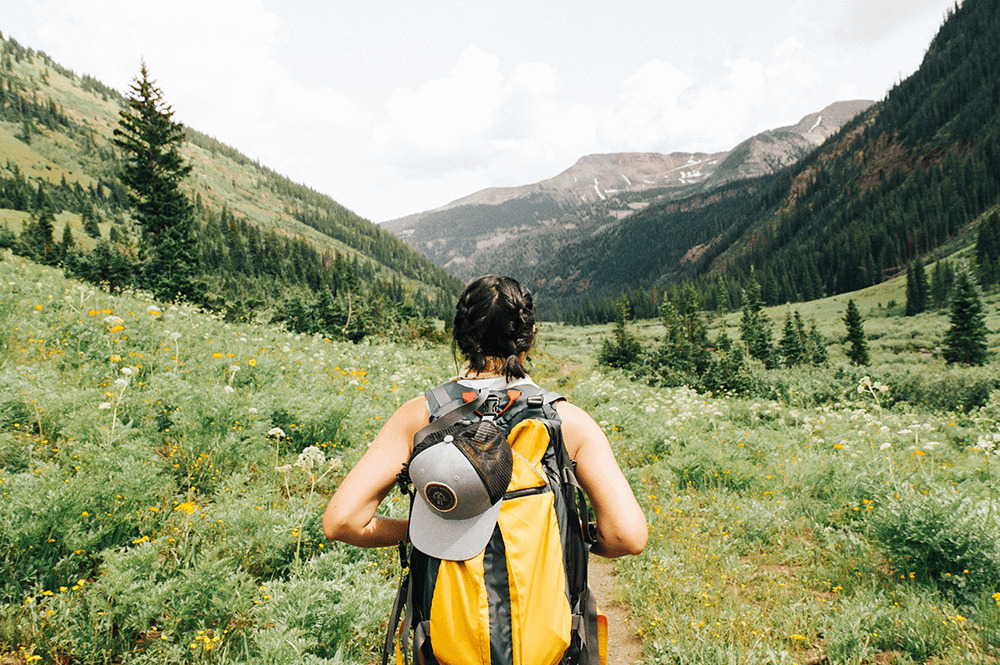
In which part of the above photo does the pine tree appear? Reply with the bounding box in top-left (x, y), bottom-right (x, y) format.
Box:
top-left (779, 310), bottom-right (806, 367)
top-left (739, 273), bottom-right (775, 367)
top-left (599, 299), bottom-right (642, 369)
top-left (82, 203), bottom-right (101, 239)
top-left (976, 211), bottom-right (1000, 287)
top-left (931, 259), bottom-right (955, 309)
top-left (905, 259), bottom-right (928, 315)
top-left (113, 63), bottom-right (201, 301)
top-left (843, 299), bottom-right (869, 366)
top-left (21, 204), bottom-right (56, 266)
top-left (942, 267), bottom-right (989, 365)
top-left (807, 322), bottom-right (828, 366)
top-left (59, 223), bottom-right (74, 261)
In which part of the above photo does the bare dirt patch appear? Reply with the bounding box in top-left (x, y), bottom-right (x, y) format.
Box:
top-left (590, 557), bottom-right (644, 664)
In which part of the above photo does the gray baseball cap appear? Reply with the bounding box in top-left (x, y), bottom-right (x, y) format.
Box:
top-left (408, 426), bottom-right (512, 561)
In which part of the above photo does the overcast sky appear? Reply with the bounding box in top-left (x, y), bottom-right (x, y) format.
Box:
top-left (1, 0), bottom-right (957, 222)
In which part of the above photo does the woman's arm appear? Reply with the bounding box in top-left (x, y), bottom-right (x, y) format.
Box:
top-left (322, 396), bottom-right (428, 548)
top-left (557, 401), bottom-right (648, 558)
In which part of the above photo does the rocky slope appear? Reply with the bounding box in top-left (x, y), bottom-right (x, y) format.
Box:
top-left (385, 100), bottom-right (873, 280)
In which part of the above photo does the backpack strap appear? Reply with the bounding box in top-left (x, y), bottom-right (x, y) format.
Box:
top-left (424, 384), bottom-right (459, 416)
top-left (413, 389), bottom-right (489, 447)
top-left (382, 542), bottom-right (411, 665)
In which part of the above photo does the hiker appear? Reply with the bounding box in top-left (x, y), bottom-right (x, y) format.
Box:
top-left (323, 274), bottom-right (647, 663)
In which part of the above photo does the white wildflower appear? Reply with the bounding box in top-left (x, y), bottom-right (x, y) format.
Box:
top-left (248, 407), bottom-right (258, 415)
top-left (114, 378), bottom-right (128, 390)
top-left (121, 367), bottom-right (134, 376)
top-left (267, 427), bottom-right (286, 439)
top-left (98, 402), bottom-right (111, 410)
top-left (880, 442), bottom-right (892, 451)
top-left (168, 331), bottom-right (181, 341)
top-left (275, 464), bottom-right (292, 473)
top-left (103, 315), bottom-right (124, 325)
top-left (224, 385), bottom-right (236, 394)
top-left (296, 446), bottom-right (326, 471)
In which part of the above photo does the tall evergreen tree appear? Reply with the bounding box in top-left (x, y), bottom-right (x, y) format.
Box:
top-left (113, 63), bottom-right (201, 301)
top-left (976, 211), bottom-right (1000, 287)
top-left (931, 259), bottom-right (955, 309)
top-left (843, 299), bottom-right (870, 366)
top-left (807, 321), bottom-right (828, 365)
top-left (905, 259), bottom-right (929, 315)
top-left (598, 299), bottom-right (642, 369)
top-left (59, 223), bottom-right (74, 261)
top-left (739, 273), bottom-right (775, 367)
top-left (942, 267), bottom-right (989, 365)
top-left (779, 310), bottom-right (807, 367)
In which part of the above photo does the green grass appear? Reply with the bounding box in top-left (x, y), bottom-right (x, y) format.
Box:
top-left (1, 251), bottom-right (999, 663)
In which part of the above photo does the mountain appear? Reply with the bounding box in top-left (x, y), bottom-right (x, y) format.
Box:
top-left (385, 101), bottom-right (871, 280)
top-left (0, 32), bottom-right (462, 323)
top-left (518, 0), bottom-right (1000, 320)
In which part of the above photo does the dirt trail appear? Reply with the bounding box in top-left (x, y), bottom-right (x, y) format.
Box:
top-left (589, 557), bottom-right (644, 664)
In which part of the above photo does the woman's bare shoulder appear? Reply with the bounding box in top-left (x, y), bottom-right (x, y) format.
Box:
top-left (555, 399), bottom-right (598, 427)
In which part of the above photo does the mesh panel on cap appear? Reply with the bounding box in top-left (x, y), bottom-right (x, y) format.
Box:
top-left (411, 423), bottom-right (466, 462)
top-left (453, 421), bottom-right (512, 504)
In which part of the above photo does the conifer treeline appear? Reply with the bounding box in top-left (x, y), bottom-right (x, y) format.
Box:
top-left (0, 33), bottom-right (462, 336)
top-left (553, 0), bottom-right (1000, 324)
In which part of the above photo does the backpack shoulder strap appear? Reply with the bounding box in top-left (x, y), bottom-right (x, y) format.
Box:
top-left (414, 388), bottom-right (488, 447)
top-left (425, 383), bottom-right (464, 417)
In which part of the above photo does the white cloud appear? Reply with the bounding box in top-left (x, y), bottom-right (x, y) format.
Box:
top-left (22, 0), bottom-right (369, 165)
top-left (370, 36), bottom-right (857, 211)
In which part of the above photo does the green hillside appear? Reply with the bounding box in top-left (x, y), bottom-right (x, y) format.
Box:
top-left (0, 32), bottom-right (462, 332)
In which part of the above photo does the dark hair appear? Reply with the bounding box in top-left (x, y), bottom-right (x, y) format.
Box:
top-left (453, 275), bottom-right (536, 380)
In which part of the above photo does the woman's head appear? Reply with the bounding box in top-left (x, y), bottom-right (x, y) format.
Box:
top-left (453, 275), bottom-right (536, 380)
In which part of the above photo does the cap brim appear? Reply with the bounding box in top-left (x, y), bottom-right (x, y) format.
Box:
top-left (409, 493), bottom-right (503, 561)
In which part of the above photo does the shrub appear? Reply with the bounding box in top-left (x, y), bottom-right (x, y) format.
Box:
top-left (879, 365), bottom-right (998, 412)
top-left (867, 488), bottom-right (1000, 605)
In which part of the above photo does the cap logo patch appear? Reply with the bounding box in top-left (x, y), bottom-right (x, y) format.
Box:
top-left (424, 482), bottom-right (458, 512)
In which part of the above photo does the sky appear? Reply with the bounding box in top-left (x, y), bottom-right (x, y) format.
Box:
top-left (0, 0), bottom-right (958, 222)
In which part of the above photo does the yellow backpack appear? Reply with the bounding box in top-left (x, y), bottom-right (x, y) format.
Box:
top-left (384, 381), bottom-right (607, 665)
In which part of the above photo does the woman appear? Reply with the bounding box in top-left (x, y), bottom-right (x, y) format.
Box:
top-left (323, 275), bottom-right (647, 662)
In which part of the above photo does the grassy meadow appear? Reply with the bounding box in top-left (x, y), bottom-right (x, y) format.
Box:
top-left (2, 250), bottom-right (999, 664)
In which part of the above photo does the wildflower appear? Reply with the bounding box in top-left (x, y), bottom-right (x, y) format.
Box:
top-left (267, 427), bottom-right (286, 439)
top-left (98, 402), bottom-right (111, 410)
top-left (229, 364), bottom-right (239, 373)
top-left (224, 385), bottom-right (236, 394)
top-left (296, 446), bottom-right (326, 471)
top-left (248, 407), bottom-right (258, 415)
top-left (880, 442), bottom-right (891, 451)
top-left (121, 367), bottom-right (134, 376)
top-left (175, 502), bottom-right (198, 514)
top-left (275, 464), bottom-right (293, 473)
top-left (169, 332), bottom-right (182, 341)
top-left (114, 378), bottom-right (128, 390)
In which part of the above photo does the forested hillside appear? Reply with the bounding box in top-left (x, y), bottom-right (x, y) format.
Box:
top-left (529, 0), bottom-right (1000, 321)
top-left (0, 32), bottom-right (462, 334)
